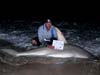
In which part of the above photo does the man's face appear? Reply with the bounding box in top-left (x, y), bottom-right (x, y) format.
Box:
top-left (45, 22), bottom-right (52, 30)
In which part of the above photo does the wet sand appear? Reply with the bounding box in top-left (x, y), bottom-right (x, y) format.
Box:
top-left (0, 61), bottom-right (100, 75)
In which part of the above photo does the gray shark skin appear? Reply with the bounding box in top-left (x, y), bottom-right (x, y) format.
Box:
top-left (0, 39), bottom-right (98, 65)
top-left (0, 44), bottom-right (96, 59)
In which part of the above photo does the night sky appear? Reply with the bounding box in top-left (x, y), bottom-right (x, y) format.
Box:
top-left (0, 15), bottom-right (99, 22)
top-left (0, 11), bottom-right (99, 24)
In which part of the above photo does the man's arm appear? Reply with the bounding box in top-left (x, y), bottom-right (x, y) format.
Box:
top-left (38, 26), bottom-right (44, 43)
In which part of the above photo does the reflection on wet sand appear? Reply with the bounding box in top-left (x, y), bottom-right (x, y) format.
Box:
top-left (0, 61), bottom-right (100, 75)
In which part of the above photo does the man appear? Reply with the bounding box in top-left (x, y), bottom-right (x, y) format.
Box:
top-left (32, 19), bottom-right (57, 46)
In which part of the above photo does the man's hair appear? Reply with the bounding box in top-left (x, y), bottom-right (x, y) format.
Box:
top-left (45, 19), bottom-right (51, 23)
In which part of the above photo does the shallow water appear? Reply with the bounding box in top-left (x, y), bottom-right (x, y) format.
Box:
top-left (0, 20), bottom-right (100, 56)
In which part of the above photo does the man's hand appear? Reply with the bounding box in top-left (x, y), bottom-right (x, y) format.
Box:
top-left (32, 40), bottom-right (37, 45)
top-left (47, 45), bottom-right (54, 49)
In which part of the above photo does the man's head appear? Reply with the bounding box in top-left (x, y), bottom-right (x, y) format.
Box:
top-left (44, 19), bottom-right (52, 30)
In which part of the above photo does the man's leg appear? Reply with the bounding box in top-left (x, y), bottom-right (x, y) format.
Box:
top-left (48, 37), bottom-right (57, 45)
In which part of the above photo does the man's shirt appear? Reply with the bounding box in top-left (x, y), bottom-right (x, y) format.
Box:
top-left (38, 24), bottom-right (57, 43)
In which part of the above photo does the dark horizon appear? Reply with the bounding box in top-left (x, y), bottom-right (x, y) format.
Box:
top-left (0, 15), bottom-right (100, 24)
